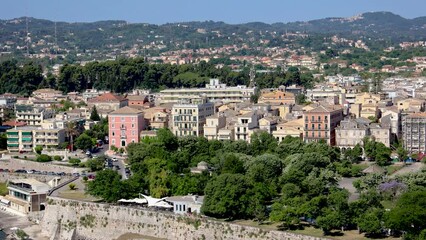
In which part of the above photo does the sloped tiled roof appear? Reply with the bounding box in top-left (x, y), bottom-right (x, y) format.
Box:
top-left (88, 93), bottom-right (125, 103)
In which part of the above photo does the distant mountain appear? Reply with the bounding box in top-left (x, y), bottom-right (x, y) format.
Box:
top-left (0, 12), bottom-right (425, 57)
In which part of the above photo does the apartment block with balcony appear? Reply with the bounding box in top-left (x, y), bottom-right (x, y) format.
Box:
top-left (171, 97), bottom-right (214, 137)
top-left (159, 79), bottom-right (256, 104)
top-left (234, 111), bottom-right (262, 143)
top-left (303, 104), bottom-right (344, 145)
top-left (402, 113), bottom-right (426, 154)
top-left (108, 106), bottom-right (145, 150)
top-left (15, 105), bottom-right (54, 126)
top-left (7, 124), bottom-right (65, 153)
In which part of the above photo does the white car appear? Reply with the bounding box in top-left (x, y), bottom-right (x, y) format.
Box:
top-left (112, 157), bottom-right (118, 162)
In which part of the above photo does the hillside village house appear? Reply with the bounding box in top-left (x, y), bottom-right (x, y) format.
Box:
top-left (108, 107), bottom-right (145, 150)
top-left (3, 179), bottom-right (50, 213)
top-left (88, 93), bottom-right (128, 114)
top-left (32, 88), bottom-right (63, 101)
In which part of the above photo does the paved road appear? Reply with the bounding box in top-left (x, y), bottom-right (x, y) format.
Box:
top-left (338, 177), bottom-right (360, 202)
top-left (391, 162), bottom-right (424, 176)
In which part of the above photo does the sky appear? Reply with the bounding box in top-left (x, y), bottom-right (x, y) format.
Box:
top-left (1, 0), bottom-right (425, 24)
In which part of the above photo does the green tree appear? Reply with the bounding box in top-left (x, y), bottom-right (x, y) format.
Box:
top-left (90, 106), bottom-right (101, 121)
top-left (87, 169), bottom-right (123, 202)
top-left (385, 190), bottom-right (426, 238)
top-left (75, 133), bottom-right (94, 150)
top-left (357, 208), bottom-right (384, 236)
top-left (68, 183), bottom-right (77, 190)
top-left (202, 174), bottom-right (252, 219)
top-left (0, 133), bottom-right (7, 150)
top-left (86, 156), bottom-right (105, 172)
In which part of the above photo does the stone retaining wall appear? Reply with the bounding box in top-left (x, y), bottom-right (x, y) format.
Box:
top-left (40, 197), bottom-right (329, 240)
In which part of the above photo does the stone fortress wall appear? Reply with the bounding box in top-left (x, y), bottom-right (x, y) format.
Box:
top-left (38, 197), bottom-right (329, 240)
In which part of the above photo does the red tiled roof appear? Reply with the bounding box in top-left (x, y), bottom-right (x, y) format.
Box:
top-left (3, 120), bottom-right (27, 127)
top-left (88, 93), bottom-right (126, 103)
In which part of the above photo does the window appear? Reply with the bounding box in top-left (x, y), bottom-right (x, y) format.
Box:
top-left (318, 116), bottom-right (321, 121)
top-left (112, 139), bottom-right (115, 144)
top-left (132, 139), bottom-right (135, 143)
top-left (325, 116), bottom-right (328, 121)
top-left (121, 140), bottom-right (126, 147)
top-left (131, 124), bottom-right (135, 128)
top-left (112, 124), bottom-right (115, 128)
top-left (318, 132), bottom-right (321, 137)
top-left (311, 116), bottom-right (314, 121)
top-left (305, 124), bottom-right (308, 129)
top-left (132, 130), bottom-right (135, 136)
top-left (311, 124), bottom-right (314, 130)
top-left (111, 117), bottom-right (115, 122)
top-left (312, 132), bottom-right (315, 137)
top-left (112, 132), bottom-right (115, 136)
top-left (318, 124), bottom-right (321, 130)
top-left (325, 124), bottom-right (328, 129)
top-left (121, 117), bottom-right (124, 121)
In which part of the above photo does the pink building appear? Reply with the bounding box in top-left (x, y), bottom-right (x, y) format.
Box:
top-left (108, 107), bottom-right (145, 150)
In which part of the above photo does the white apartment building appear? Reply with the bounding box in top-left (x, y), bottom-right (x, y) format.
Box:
top-left (172, 97), bottom-right (214, 137)
top-left (15, 105), bottom-right (54, 126)
top-left (159, 79), bottom-right (256, 104)
top-left (234, 111), bottom-right (262, 142)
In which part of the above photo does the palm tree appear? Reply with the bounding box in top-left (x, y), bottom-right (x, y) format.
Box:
top-left (65, 122), bottom-right (80, 151)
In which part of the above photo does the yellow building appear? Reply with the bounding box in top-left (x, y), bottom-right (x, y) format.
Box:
top-left (272, 118), bottom-right (304, 142)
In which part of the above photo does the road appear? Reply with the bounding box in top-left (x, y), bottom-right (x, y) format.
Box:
top-left (113, 157), bottom-right (128, 180)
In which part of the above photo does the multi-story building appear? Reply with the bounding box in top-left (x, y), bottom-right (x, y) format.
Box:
top-left (159, 79), bottom-right (256, 104)
top-left (15, 105), bottom-right (54, 126)
top-left (5, 178), bottom-right (49, 213)
top-left (258, 91), bottom-right (296, 105)
top-left (397, 98), bottom-right (425, 113)
top-left (32, 88), bottom-right (63, 101)
top-left (402, 113), bottom-right (426, 154)
top-left (126, 95), bottom-right (148, 107)
top-left (369, 123), bottom-right (391, 147)
top-left (87, 93), bottom-right (128, 113)
top-left (171, 97), bottom-right (214, 137)
top-left (272, 118), bottom-right (304, 142)
top-left (142, 107), bottom-right (169, 130)
top-left (259, 117), bottom-right (278, 134)
top-left (108, 106), bottom-right (145, 150)
top-left (303, 104), bottom-right (344, 145)
top-left (336, 118), bottom-right (369, 149)
top-left (7, 123), bottom-right (66, 153)
top-left (203, 115), bottom-right (226, 140)
top-left (234, 111), bottom-right (262, 142)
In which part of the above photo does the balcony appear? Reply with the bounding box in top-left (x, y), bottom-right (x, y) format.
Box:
top-left (120, 126), bottom-right (127, 130)
top-left (120, 135), bottom-right (127, 139)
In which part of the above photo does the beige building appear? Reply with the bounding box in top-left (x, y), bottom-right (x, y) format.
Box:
top-left (369, 123), bottom-right (391, 147)
top-left (32, 88), bottom-right (63, 100)
top-left (203, 115), bottom-right (226, 140)
top-left (87, 93), bottom-right (128, 113)
top-left (272, 118), bottom-right (304, 141)
top-left (259, 117), bottom-right (278, 134)
top-left (336, 118), bottom-right (369, 149)
top-left (171, 97), bottom-right (214, 137)
top-left (397, 98), bottom-right (425, 113)
top-left (143, 107), bottom-right (169, 130)
top-left (7, 124), bottom-right (66, 153)
top-left (258, 91), bottom-right (296, 105)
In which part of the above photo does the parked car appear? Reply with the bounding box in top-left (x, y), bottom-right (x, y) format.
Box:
top-left (15, 169), bottom-right (27, 173)
top-left (26, 170), bottom-right (34, 174)
top-left (72, 173), bottom-right (80, 177)
top-left (112, 157), bottom-right (118, 162)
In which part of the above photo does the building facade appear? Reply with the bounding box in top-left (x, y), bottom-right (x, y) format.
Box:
top-left (402, 113), bottom-right (426, 154)
top-left (5, 179), bottom-right (49, 213)
top-left (87, 93), bottom-right (128, 113)
top-left (303, 105), bottom-right (344, 145)
top-left (203, 115), bottom-right (226, 140)
top-left (258, 91), bottom-right (296, 105)
top-left (15, 105), bottom-right (54, 126)
top-left (234, 111), bottom-right (262, 142)
top-left (336, 118), bottom-right (369, 149)
top-left (171, 97), bottom-right (214, 137)
top-left (108, 107), bottom-right (145, 150)
top-left (159, 79), bottom-right (256, 104)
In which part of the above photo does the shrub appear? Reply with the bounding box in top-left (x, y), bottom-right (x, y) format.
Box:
top-left (83, 176), bottom-right (88, 182)
top-left (36, 154), bottom-right (52, 162)
top-left (34, 145), bottom-right (43, 154)
top-left (54, 155), bottom-right (62, 161)
top-left (69, 158), bottom-right (81, 166)
top-left (69, 183), bottom-right (76, 190)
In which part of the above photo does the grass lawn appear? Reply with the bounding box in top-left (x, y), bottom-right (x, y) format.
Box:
top-left (386, 165), bottom-right (404, 174)
top-left (0, 182), bottom-right (7, 196)
top-left (381, 200), bottom-right (397, 210)
top-left (353, 164), bottom-right (369, 171)
top-left (58, 190), bottom-right (99, 201)
top-left (232, 221), bottom-right (401, 240)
